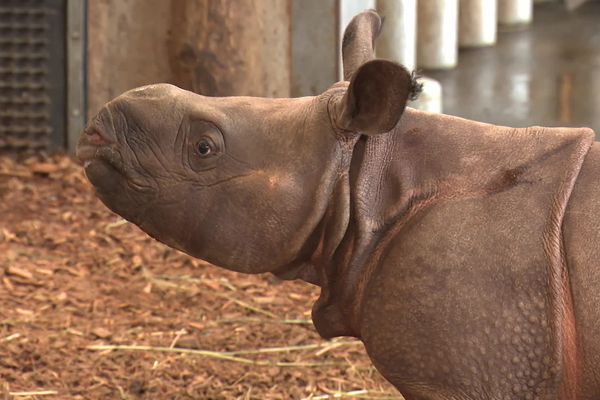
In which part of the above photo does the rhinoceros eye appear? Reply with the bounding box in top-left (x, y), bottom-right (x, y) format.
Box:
top-left (196, 139), bottom-right (213, 157)
top-left (186, 120), bottom-right (223, 171)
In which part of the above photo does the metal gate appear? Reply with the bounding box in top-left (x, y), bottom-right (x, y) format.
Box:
top-left (0, 0), bottom-right (66, 150)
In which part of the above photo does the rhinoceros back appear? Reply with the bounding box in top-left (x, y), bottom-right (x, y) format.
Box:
top-left (563, 141), bottom-right (600, 400)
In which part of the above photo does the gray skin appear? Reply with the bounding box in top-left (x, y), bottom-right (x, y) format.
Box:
top-left (77, 11), bottom-right (600, 400)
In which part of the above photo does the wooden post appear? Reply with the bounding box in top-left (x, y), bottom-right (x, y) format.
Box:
top-left (169, 1), bottom-right (292, 98)
top-left (87, 0), bottom-right (176, 117)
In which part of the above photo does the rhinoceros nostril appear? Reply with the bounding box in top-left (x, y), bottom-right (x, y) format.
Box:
top-left (77, 127), bottom-right (111, 164)
top-left (85, 128), bottom-right (109, 146)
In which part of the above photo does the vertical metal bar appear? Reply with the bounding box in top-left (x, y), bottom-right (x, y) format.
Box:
top-left (66, 0), bottom-right (86, 153)
top-left (46, 0), bottom-right (67, 149)
top-left (334, 0), bottom-right (340, 82)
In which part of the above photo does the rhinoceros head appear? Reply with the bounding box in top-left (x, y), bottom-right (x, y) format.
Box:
top-left (77, 11), bottom-right (420, 275)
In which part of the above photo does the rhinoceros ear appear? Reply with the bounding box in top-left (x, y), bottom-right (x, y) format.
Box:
top-left (341, 10), bottom-right (382, 81)
top-left (335, 59), bottom-right (421, 135)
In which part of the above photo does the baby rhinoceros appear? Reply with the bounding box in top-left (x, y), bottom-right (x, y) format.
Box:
top-left (77, 10), bottom-right (600, 400)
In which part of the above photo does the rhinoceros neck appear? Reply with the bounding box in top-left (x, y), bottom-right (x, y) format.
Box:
top-left (311, 107), bottom-right (595, 340)
top-left (311, 109), bottom-right (440, 338)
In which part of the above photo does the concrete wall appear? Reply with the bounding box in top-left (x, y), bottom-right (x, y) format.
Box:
top-left (291, 0), bottom-right (338, 97)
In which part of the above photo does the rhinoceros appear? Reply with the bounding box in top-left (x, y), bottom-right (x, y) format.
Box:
top-left (76, 10), bottom-right (600, 400)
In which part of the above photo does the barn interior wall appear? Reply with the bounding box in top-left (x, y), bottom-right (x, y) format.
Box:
top-left (86, 0), bottom-right (295, 120)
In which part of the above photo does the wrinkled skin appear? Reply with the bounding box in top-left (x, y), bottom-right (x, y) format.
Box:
top-left (79, 87), bottom-right (342, 275)
top-left (78, 11), bottom-right (600, 400)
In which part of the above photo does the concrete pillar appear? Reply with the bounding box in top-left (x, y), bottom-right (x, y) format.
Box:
top-left (459, 0), bottom-right (497, 47)
top-left (409, 77), bottom-right (443, 113)
top-left (377, 0), bottom-right (442, 113)
top-left (417, 0), bottom-right (459, 70)
top-left (565, 0), bottom-right (588, 10)
top-left (498, 0), bottom-right (533, 25)
top-left (376, 0), bottom-right (417, 70)
top-left (291, 0), bottom-right (338, 96)
top-left (169, 0), bottom-right (291, 98)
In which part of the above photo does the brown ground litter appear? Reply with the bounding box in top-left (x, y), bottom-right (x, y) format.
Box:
top-left (0, 154), bottom-right (401, 400)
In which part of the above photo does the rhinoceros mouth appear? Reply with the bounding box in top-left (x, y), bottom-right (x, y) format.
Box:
top-left (81, 151), bottom-right (127, 197)
top-left (79, 139), bottom-right (156, 200)
top-left (77, 128), bottom-right (131, 199)
top-left (78, 143), bottom-right (123, 173)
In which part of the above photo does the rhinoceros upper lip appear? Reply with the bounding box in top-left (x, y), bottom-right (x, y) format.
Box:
top-left (84, 127), bottom-right (109, 145)
top-left (77, 125), bottom-right (122, 164)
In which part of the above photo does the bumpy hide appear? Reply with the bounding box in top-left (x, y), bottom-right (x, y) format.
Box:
top-left (353, 109), bottom-right (594, 399)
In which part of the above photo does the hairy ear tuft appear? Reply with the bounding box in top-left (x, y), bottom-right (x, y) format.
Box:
top-left (408, 70), bottom-right (424, 101)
